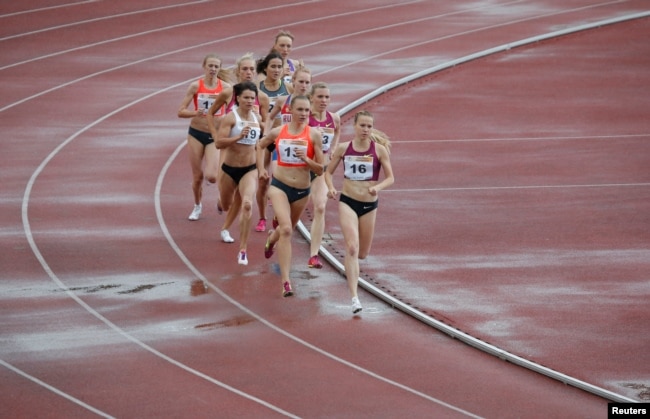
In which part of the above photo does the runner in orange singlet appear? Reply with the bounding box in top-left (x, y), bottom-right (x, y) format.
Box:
top-left (256, 95), bottom-right (323, 297)
top-left (177, 54), bottom-right (230, 221)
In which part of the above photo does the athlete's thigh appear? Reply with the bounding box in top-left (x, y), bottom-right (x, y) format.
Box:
top-left (289, 196), bottom-right (309, 227)
top-left (218, 171), bottom-right (237, 206)
top-left (238, 169), bottom-right (258, 202)
top-left (358, 209), bottom-right (377, 257)
top-left (338, 201), bottom-right (359, 245)
top-left (187, 136), bottom-right (205, 169)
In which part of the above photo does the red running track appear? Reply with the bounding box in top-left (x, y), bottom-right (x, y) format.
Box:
top-left (1, 0), bottom-right (648, 417)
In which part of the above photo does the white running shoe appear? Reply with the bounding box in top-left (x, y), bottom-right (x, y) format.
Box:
top-left (351, 297), bottom-right (363, 314)
top-left (188, 203), bottom-right (202, 221)
top-left (238, 250), bottom-right (248, 265)
top-left (221, 229), bottom-right (235, 243)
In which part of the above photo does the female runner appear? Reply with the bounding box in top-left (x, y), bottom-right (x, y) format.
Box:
top-left (215, 81), bottom-right (261, 265)
top-left (324, 111), bottom-right (394, 313)
top-left (256, 96), bottom-right (323, 297)
top-left (254, 52), bottom-right (292, 232)
top-left (177, 53), bottom-right (230, 220)
top-left (306, 81), bottom-right (341, 269)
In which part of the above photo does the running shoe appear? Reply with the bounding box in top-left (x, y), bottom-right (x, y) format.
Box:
top-left (255, 218), bottom-right (266, 232)
top-left (188, 203), bottom-right (202, 221)
top-left (351, 297), bottom-right (363, 314)
top-left (282, 281), bottom-right (294, 297)
top-left (272, 216), bottom-right (279, 229)
top-left (221, 229), bottom-right (234, 243)
top-left (308, 255), bottom-right (323, 269)
top-left (238, 250), bottom-right (248, 266)
top-left (264, 230), bottom-right (275, 259)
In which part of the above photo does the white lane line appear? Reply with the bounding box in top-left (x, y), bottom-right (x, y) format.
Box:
top-left (309, 11), bottom-right (648, 404)
top-left (0, 0), bottom-right (319, 69)
top-left (0, 0), bottom-right (211, 40)
top-left (0, 0), bottom-right (99, 19)
top-left (20, 79), bottom-right (300, 419)
top-left (395, 133), bottom-right (650, 143)
top-left (155, 143), bottom-right (483, 418)
top-left (384, 183), bottom-right (650, 193)
top-left (0, 358), bottom-right (114, 419)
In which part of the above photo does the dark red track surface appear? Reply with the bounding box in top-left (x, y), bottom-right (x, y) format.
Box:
top-left (1, 1), bottom-right (648, 417)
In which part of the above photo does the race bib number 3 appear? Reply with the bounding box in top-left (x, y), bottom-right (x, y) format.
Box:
top-left (321, 128), bottom-right (334, 152)
top-left (344, 155), bottom-right (374, 180)
top-left (278, 139), bottom-right (308, 165)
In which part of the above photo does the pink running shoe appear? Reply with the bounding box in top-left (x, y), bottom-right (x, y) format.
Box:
top-left (255, 218), bottom-right (266, 232)
top-left (308, 255), bottom-right (323, 269)
top-left (282, 281), bottom-right (294, 297)
top-left (264, 230), bottom-right (276, 259)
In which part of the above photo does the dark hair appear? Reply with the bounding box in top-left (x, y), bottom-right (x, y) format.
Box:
top-left (256, 51), bottom-right (284, 75)
top-left (233, 81), bottom-right (258, 106)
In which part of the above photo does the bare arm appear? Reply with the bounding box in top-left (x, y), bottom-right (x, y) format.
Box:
top-left (206, 88), bottom-right (232, 139)
top-left (256, 127), bottom-right (280, 180)
top-left (177, 81), bottom-right (200, 118)
top-left (215, 113), bottom-right (246, 149)
top-left (369, 144), bottom-right (395, 195)
top-left (325, 142), bottom-right (345, 198)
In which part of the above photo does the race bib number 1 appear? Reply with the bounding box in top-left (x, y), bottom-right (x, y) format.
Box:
top-left (278, 139), bottom-right (308, 165)
top-left (198, 93), bottom-right (221, 116)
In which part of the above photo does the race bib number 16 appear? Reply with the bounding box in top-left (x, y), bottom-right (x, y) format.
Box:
top-left (344, 155), bottom-right (374, 180)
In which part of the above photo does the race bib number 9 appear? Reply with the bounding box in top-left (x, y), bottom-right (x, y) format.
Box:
top-left (278, 139), bottom-right (308, 165)
top-left (237, 122), bottom-right (261, 145)
top-left (344, 155), bottom-right (374, 180)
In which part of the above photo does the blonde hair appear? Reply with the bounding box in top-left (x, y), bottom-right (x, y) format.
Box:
top-left (371, 128), bottom-right (391, 153)
top-left (201, 53), bottom-right (232, 83)
top-left (291, 65), bottom-right (311, 82)
top-left (354, 111), bottom-right (391, 153)
top-left (309, 81), bottom-right (329, 97)
top-left (274, 30), bottom-right (295, 45)
top-left (232, 52), bottom-right (256, 83)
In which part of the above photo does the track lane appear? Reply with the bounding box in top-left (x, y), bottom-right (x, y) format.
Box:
top-left (1, 0), bottom-right (644, 416)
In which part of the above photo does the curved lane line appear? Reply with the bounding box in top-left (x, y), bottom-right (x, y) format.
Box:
top-left (17, 2), bottom-right (645, 412)
top-left (156, 150), bottom-right (483, 417)
top-left (0, 358), bottom-right (114, 418)
top-left (0, 0), bottom-right (98, 19)
top-left (20, 80), bottom-right (300, 418)
top-left (0, 0), bottom-right (211, 41)
top-left (298, 12), bottom-right (650, 404)
top-left (20, 78), bottom-right (479, 417)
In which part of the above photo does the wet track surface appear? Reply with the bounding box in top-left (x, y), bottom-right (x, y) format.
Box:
top-left (1, 1), bottom-right (649, 417)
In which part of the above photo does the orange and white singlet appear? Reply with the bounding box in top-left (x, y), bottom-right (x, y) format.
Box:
top-left (193, 78), bottom-right (225, 117)
top-left (275, 124), bottom-right (314, 168)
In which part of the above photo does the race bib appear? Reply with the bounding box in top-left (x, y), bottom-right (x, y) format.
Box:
top-left (344, 155), bottom-right (374, 180)
top-left (197, 93), bottom-right (223, 116)
top-left (237, 121), bottom-right (261, 145)
top-left (278, 138), bottom-right (308, 165)
top-left (321, 127), bottom-right (334, 153)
